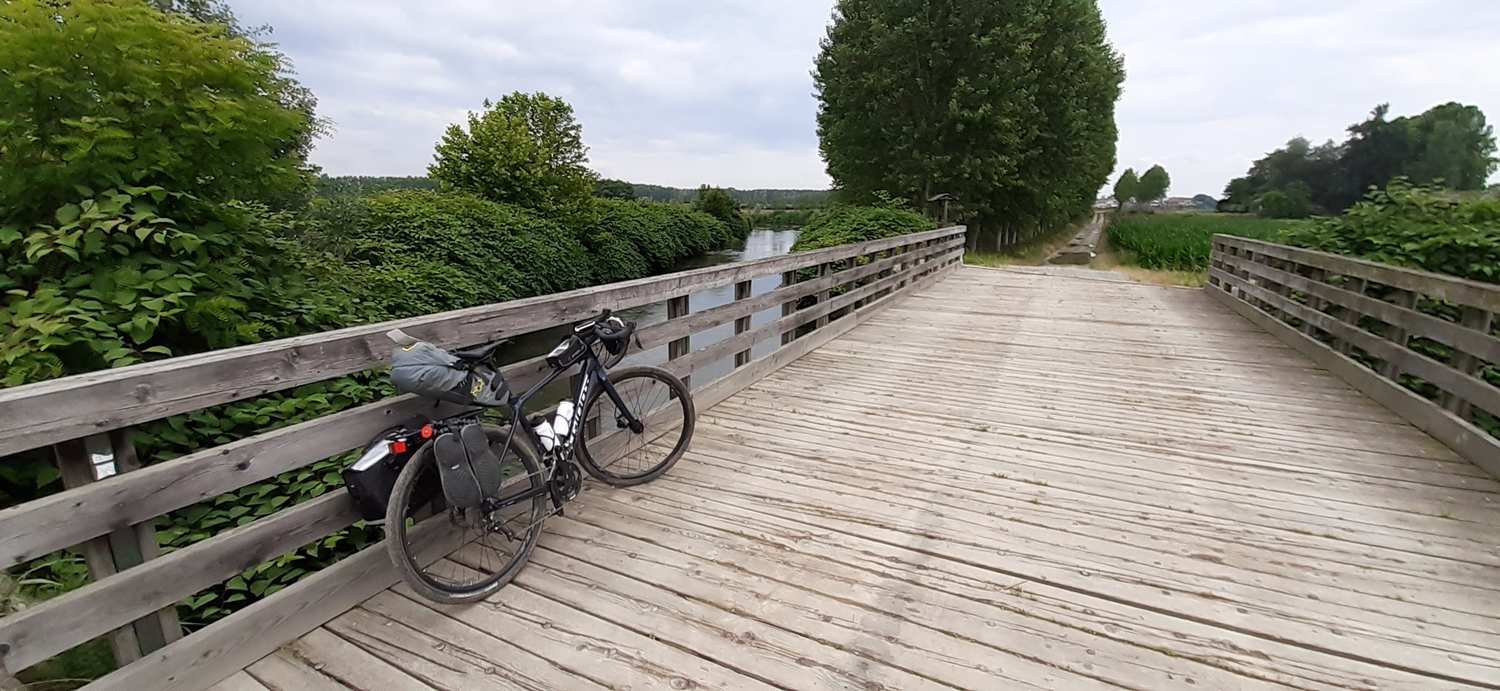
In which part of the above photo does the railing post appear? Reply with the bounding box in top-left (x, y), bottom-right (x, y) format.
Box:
top-left (1335, 276), bottom-right (1367, 356)
top-left (53, 431), bottom-right (180, 667)
top-left (667, 294), bottom-right (691, 389)
top-left (733, 280), bottom-right (753, 367)
top-left (1379, 289), bottom-right (1416, 380)
top-left (780, 270), bottom-right (798, 345)
top-left (1444, 307), bottom-right (1493, 419)
top-left (814, 262), bottom-right (832, 330)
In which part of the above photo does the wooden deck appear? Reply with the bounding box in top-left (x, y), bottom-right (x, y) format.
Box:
top-left (228, 266), bottom-right (1500, 690)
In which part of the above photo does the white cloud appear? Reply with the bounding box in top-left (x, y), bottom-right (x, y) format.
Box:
top-left (235, 0), bottom-right (1498, 194)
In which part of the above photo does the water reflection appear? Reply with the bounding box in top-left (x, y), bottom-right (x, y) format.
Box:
top-left (505, 228), bottom-right (800, 408)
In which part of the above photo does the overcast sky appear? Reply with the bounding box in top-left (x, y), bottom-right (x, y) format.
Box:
top-left (233, 0), bottom-right (1500, 196)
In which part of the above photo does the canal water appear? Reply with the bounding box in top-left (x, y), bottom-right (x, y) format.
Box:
top-left (506, 227), bottom-right (800, 404)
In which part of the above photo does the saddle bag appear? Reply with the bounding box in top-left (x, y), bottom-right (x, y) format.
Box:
top-left (433, 423), bottom-right (504, 510)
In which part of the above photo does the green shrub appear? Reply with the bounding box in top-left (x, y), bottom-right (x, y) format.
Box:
top-left (1281, 181), bottom-right (1500, 283)
top-left (1257, 188), bottom-right (1314, 219)
top-left (791, 206), bottom-right (935, 252)
top-left (429, 92), bottom-right (595, 216)
top-left (588, 199), bottom-right (738, 272)
top-left (694, 186), bottom-right (752, 240)
top-left (0, 0), bottom-right (317, 223)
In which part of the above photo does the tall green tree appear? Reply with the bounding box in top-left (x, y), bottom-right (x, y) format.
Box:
top-left (813, 0), bottom-right (1124, 246)
top-left (694, 186), bottom-right (751, 238)
top-left (429, 92), bottom-right (596, 215)
top-left (1136, 165), bottom-right (1171, 206)
top-left (1113, 169), bottom-right (1139, 208)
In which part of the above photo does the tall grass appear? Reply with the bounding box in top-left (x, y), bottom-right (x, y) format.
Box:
top-left (1107, 214), bottom-right (1311, 271)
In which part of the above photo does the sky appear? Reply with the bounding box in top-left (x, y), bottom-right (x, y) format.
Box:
top-left (232, 0), bottom-right (1500, 197)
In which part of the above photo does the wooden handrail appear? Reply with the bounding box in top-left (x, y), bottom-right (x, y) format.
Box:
top-left (0, 226), bottom-right (966, 684)
top-left (1208, 234), bottom-right (1499, 476)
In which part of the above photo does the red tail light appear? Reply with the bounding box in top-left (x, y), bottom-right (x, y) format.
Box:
top-left (389, 439), bottom-right (409, 454)
top-left (419, 424), bottom-right (435, 440)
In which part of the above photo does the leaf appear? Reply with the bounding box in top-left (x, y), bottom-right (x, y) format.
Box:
top-left (55, 204), bottom-right (82, 225)
top-left (0, 226), bottom-right (20, 247)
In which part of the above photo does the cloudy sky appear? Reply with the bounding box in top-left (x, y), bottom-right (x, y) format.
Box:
top-left (233, 0), bottom-right (1500, 197)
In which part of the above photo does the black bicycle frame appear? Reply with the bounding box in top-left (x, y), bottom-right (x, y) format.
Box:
top-left (483, 339), bottom-right (641, 512)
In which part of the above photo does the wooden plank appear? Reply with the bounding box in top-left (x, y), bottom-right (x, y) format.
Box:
top-left (0, 227), bottom-right (966, 456)
top-left (1447, 307), bottom-right (1494, 420)
top-left (1215, 235), bottom-right (1500, 312)
top-left (52, 438), bottom-right (142, 668)
top-left (732, 280), bottom-right (752, 367)
top-left (281, 627), bottom-right (436, 690)
top-left (1208, 280), bottom-right (1500, 478)
top-left (244, 649), bottom-right (346, 690)
top-left (1217, 251), bottom-right (1500, 363)
top-left (205, 671), bottom-right (270, 691)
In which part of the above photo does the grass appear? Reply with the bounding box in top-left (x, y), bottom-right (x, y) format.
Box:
top-left (1092, 243), bottom-right (1208, 287)
top-left (1106, 213), bottom-right (1311, 272)
top-left (965, 218), bottom-right (1092, 267)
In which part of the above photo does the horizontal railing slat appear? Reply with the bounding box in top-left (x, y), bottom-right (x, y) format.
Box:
top-left (1211, 268), bottom-right (1500, 417)
top-left (1214, 235), bottom-right (1500, 312)
top-left (0, 227), bottom-right (965, 456)
top-left (1214, 251), bottom-right (1500, 362)
top-left (0, 237), bottom-right (962, 568)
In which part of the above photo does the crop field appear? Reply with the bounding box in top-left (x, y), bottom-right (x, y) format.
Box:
top-left (1106, 214), bottom-right (1313, 271)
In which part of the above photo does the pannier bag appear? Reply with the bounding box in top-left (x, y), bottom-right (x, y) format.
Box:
top-left (342, 427), bottom-right (434, 521)
top-left (434, 423), bottom-right (504, 509)
top-left (388, 334), bottom-right (509, 406)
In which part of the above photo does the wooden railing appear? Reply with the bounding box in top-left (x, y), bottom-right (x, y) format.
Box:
top-left (0, 226), bottom-right (966, 690)
top-left (1208, 234), bottom-right (1500, 476)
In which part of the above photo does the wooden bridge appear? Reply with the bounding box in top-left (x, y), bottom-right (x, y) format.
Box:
top-left (1, 227), bottom-right (1498, 690)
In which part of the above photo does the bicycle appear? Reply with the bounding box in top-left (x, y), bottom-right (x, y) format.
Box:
top-left (365, 310), bottom-right (695, 603)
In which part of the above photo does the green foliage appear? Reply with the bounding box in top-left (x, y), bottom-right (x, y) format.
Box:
top-left (1281, 181), bottom-right (1500, 284)
top-left (314, 176), bottom-right (436, 198)
top-left (1137, 165), bottom-right (1172, 206)
top-left (1226, 102), bottom-right (1498, 214)
top-left (1108, 215), bottom-right (1303, 271)
top-left (587, 199), bottom-right (740, 276)
top-left (792, 206), bottom-right (935, 252)
top-left (594, 178), bottom-right (637, 199)
top-left (1257, 187), bottom-right (1314, 219)
top-left (814, 0), bottom-right (1125, 240)
top-left (750, 209), bottom-right (816, 228)
top-left (429, 92), bottom-right (596, 215)
top-left (1113, 169), bottom-right (1139, 207)
top-left (694, 186), bottom-right (752, 240)
top-left (307, 191), bottom-right (594, 318)
top-left (0, 0), bottom-right (317, 222)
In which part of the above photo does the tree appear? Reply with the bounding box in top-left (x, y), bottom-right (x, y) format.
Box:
top-left (594, 179), bottom-right (636, 199)
top-left (429, 92), bottom-right (596, 214)
top-left (0, 0), bottom-right (318, 222)
top-left (1137, 165), bottom-right (1171, 206)
top-left (693, 186), bottom-right (750, 238)
top-left (1113, 169), bottom-right (1139, 208)
top-left (813, 0), bottom-right (1125, 246)
top-left (1404, 102), bottom-right (1497, 190)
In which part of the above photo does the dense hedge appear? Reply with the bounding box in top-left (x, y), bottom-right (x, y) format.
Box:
top-left (586, 198), bottom-right (742, 279)
top-left (791, 206), bottom-right (935, 252)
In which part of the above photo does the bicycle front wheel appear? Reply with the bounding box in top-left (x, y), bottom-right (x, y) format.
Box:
top-left (577, 366), bottom-right (695, 486)
top-left (384, 424), bottom-right (545, 604)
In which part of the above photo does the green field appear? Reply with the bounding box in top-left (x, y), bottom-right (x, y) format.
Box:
top-left (1106, 214), bottom-right (1313, 271)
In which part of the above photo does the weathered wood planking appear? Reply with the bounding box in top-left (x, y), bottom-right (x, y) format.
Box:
top-left (0, 227), bottom-right (965, 456)
top-left (80, 241), bottom-right (962, 691)
top-left (1210, 234), bottom-right (1500, 476)
top-left (246, 265), bottom-right (1499, 690)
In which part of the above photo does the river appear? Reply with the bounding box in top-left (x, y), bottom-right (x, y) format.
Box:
top-left (506, 227), bottom-right (800, 406)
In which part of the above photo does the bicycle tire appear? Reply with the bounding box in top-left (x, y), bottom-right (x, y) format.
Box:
top-left (576, 366), bottom-right (695, 486)
top-left (384, 424), bottom-right (545, 604)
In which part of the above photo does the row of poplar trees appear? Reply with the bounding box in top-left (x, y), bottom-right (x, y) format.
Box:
top-left (814, 0), bottom-right (1126, 249)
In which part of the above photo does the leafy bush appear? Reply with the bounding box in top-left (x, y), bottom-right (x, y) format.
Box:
top-left (430, 92), bottom-right (596, 216)
top-left (1281, 181), bottom-right (1500, 283)
top-left (791, 206), bottom-right (935, 252)
top-left (588, 199), bottom-right (739, 272)
top-left (694, 186), bottom-right (751, 239)
top-left (1257, 187), bottom-right (1314, 219)
top-left (1107, 214), bottom-right (1304, 271)
top-left (0, 0), bottom-right (317, 222)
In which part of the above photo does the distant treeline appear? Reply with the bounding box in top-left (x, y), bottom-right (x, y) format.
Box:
top-left (318, 175), bottom-right (832, 209)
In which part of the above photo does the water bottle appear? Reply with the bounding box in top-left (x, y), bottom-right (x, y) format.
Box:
top-left (534, 419), bottom-right (557, 451)
top-left (553, 400), bottom-right (575, 439)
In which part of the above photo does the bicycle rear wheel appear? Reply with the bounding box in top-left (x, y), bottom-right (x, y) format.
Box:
top-left (577, 366), bottom-right (695, 486)
top-left (384, 424), bottom-right (545, 604)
